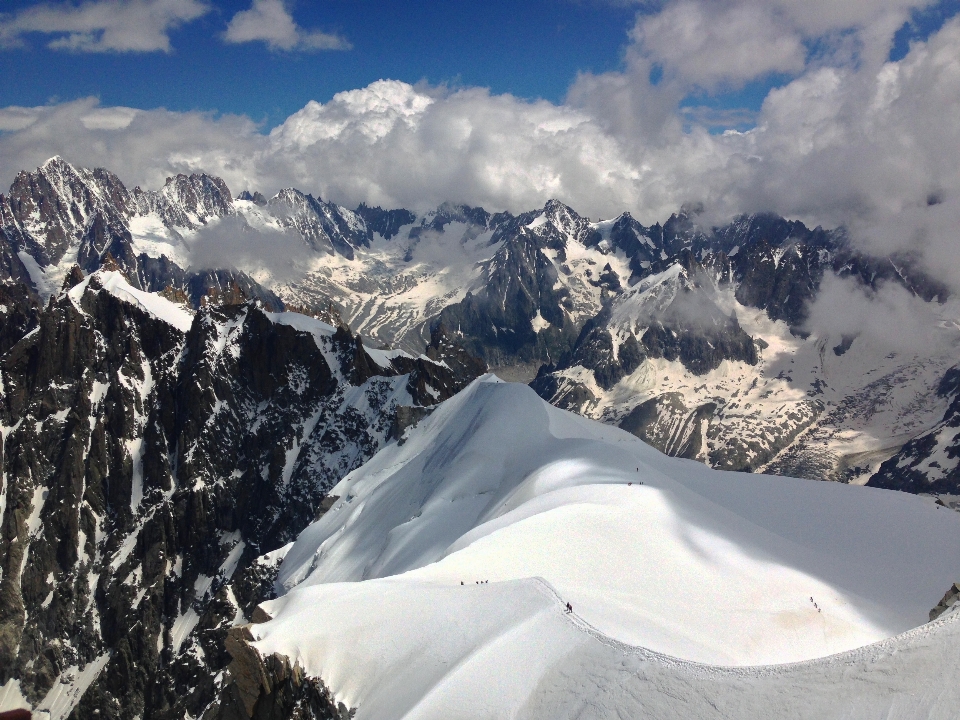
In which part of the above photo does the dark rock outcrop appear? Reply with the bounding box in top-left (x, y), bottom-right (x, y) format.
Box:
top-left (207, 626), bottom-right (350, 720)
top-left (929, 582), bottom-right (960, 621)
top-left (869, 366), bottom-right (960, 496)
top-left (0, 271), bottom-right (484, 719)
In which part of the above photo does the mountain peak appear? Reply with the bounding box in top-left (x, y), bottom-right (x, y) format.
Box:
top-left (41, 155), bottom-right (70, 170)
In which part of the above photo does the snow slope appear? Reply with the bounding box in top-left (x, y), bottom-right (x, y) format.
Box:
top-left (67, 269), bottom-right (194, 332)
top-left (250, 377), bottom-right (960, 718)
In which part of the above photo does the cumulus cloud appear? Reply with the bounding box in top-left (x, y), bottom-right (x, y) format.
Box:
top-left (0, 1), bottom-right (958, 298)
top-left (632, 1), bottom-right (807, 88)
top-left (0, 0), bottom-right (210, 53)
top-left (628, 0), bottom-right (940, 90)
top-left (728, 16), bottom-right (960, 289)
top-left (224, 0), bottom-right (350, 51)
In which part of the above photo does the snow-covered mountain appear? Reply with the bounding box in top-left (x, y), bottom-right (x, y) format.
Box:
top-left (1, 156), bottom-right (960, 717)
top-left (3, 156), bottom-right (959, 490)
top-left (532, 255), bottom-right (960, 488)
top-left (0, 269), bottom-right (484, 719)
top-left (224, 378), bottom-right (960, 719)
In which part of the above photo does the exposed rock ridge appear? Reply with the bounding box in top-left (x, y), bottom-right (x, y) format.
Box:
top-left (206, 625), bottom-right (351, 720)
top-left (0, 270), bottom-right (484, 719)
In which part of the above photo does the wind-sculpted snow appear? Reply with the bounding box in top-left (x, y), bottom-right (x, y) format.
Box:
top-left (251, 378), bottom-right (960, 717)
top-left (255, 578), bottom-right (960, 720)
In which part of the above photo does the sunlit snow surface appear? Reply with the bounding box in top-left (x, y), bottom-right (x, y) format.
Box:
top-left (66, 270), bottom-right (194, 332)
top-left (252, 377), bottom-right (960, 718)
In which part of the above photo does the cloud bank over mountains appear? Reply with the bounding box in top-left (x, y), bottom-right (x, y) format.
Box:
top-left (1, 0), bottom-right (958, 288)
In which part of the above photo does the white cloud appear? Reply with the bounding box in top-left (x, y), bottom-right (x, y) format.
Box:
top-left (0, 106), bottom-right (41, 132)
top-left (185, 215), bottom-right (312, 282)
top-left (0, 2), bottom-right (958, 298)
top-left (804, 274), bottom-right (950, 353)
top-left (224, 0), bottom-right (350, 51)
top-left (765, 0), bottom-right (937, 37)
top-left (628, 0), bottom-right (941, 89)
top-left (0, 0), bottom-right (210, 53)
top-left (80, 106), bottom-right (139, 129)
top-left (632, 1), bottom-right (806, 88)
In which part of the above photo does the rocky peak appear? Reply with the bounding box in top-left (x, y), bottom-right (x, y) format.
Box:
top-left (157, 173), bottom-right (234, 225)
top-left (354, 202), bottom-right (416, 240)
top-left (425, 202), bottom-right (492, 232)
top-left (4, 157), bottom-right (132, 266)
top-left (268, 189), bottom-right (368, 259)
top-left (602, 212), bottom-right (659, 272)
top-left (236, 190), bottom-right (267, 206)
top-left (60, 264), bottom-right (85, 291)
top-left (538, 199), bottom-right (601, 247)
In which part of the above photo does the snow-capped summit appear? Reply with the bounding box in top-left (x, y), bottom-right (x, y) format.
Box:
top-left (248, 377), bottom-right (960, 718)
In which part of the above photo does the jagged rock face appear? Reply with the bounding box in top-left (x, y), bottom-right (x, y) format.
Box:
top-left (133, 173), bottom-right (234, 229)
top-left (436, 224), bottom-right (579, 367)
top-left (537, 256), bottom-right (758, 389)
top-left (0, 281), bottom-right (41, 356)
top-left (0, 225), bottom-right (44, 289)
top-left (268, 189), bottom-right (369, 259)
top-left (208, 625), bottom-right (349, 720)
top-left (568, 320), bottom-right (639, 391)
top-left (354, 203), bottom-right (415, 240)
top-left (434, 200), bottom-right (616, 369)
top-left (1, 158), bottom-right (135, 277)
top-left (0, 272), bottom-right (484, 719)
top-left (732, 240), bottom-right (825, 329)
top-left (868, 366), bottom-right (960, 496)
top-left (618, 393), bottom-right (717, 460)
top-left (0, 277), bottom-right (185, 713)
top-left (929, 582), bottom-right (960, 621)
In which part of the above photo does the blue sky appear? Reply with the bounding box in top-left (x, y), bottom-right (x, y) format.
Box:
top-left (1, 0), bottom-right (955, 132)
top-left (0, 0), bottom-right (958, 283)
top-left (0, 0), bottom-right (639, 126)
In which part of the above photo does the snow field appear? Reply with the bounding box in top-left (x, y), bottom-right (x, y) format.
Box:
top-left (250, 377), bottom-right (960, 718)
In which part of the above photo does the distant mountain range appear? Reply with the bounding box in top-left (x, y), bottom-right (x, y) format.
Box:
top-left (0, 157), bottom-right (958, 718)
top-left (2, 156), bottom-right (958, 491)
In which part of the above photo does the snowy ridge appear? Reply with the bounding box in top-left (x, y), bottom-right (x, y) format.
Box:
top-left (252, 378), bottom-right (960, 718)
top-left (67, 269), bottom-right (194, 332)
